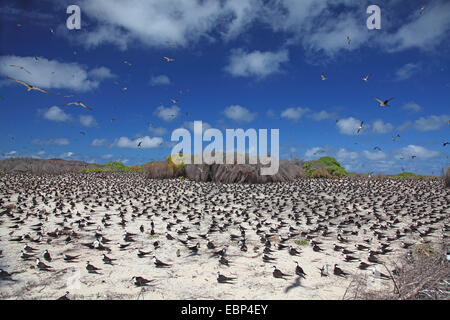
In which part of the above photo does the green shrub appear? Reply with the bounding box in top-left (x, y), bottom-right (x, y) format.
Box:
top-left (303, 156), bottom-right (348, 177)
top-left (311, 169), bottom-right (333, 178)
top-left (294, 239), bottom-right (309, 246)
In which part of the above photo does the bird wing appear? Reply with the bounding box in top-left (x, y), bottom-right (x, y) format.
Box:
top-left (385, 97), bottom-right (395, 103)
top-left (7, 76), bottom-right (30, 88)
top-left (80, 102), bottom-right (92, 110)
top-left (373, 97), bottom-right (383, 104)
top-left (33, 86), bottom-right (51, 94)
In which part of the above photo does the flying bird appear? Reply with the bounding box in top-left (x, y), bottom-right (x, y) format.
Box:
top-left (7, 76), bottom-right (50, 94)
top-left (49, 28), bottom-right (54, 34)
top-left (63, 101), bottom-right (92, 111)
top-left (137, 141), bottom-right (142, 148)
top-left (170, 99), bottom-right (179, 104)
top-left (443, 142), bottom-right (449, 147)
top-left (357, 121), bottom-right (364, 134)
top-left (346, 36), bottom-right (351, 45)
top-left (373, 97), bottom-right (394, 107)
top-left (419, 6), bottom-right (427, 15)
top-left (9, 65), bottom-right (31, 74)
top-left (163, 56), bottom-right (175, 62)
top-left (362, 74), bottom-right (371, 82)
top-left (321, 73), bottom-right (328, 81)
top-left (124, 61), bottom-right (132, 66)
top-left (373, 146), bottom-right (382, 151)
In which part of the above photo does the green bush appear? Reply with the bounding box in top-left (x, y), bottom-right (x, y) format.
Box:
top-left (303, 156), bottom-right (348, 177)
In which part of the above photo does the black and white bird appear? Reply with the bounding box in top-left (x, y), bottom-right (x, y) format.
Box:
top-left (333, 264), bottom-right (349, 277)
top-left (295, 262), bottom-right (306, 279)
top-left (132, 276), bottom-right (153, 287)
top-left (288, 246), bottom-right (301, 256)
top-left (319, 265), bottom-right (329, 277)
top-left (57, 291), bottom-right (70, 300)
top-left (373, 97), bottom-right (394, 107)
top-left (36, 258), bottom-right (53, 271)
top-left (85, 261), bottom-right (101, 274)
top-left (43, 250), bottom-right (52, 262)
top-left (152, 255), bottom-right (171, 268)
top-left (136, 249), bottom-right (151, 258)
top-left (272, 266), bottom-right (290, 279)
top-left (102, 254), bottom-right (116, 265)
top-left (216, 271), bottom-right (236, 284)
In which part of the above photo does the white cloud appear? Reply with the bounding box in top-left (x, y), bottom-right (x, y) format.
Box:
top-left (223, 105), bottom-right (256, 122)
top-left (336, 117), bottom-right (363, 135)
top-left (363, 150), bottom-right (387, 161)
top-left (150, 75), bottom-right (171, 86)
top-left (41, 106), bottom-right (71, 122)
top-left (61, 152), bottom-right (74, 158)
top-left (115, 136), bottom-right (163, 149)
top-left (91, 139), bottom-right (108, 147)
top-left (225, 48), bottom-right (289, 79)
top-left (102, 154), bottom-right (114, 159)
top-left (336, 148), bottom-right (359, 161)
top-left (397, 145), bottom-right (440, 160)
top-left (372, 119), bottom-right (394, 134)
top-left (402, 102), bottom-right (423, 113)
top-left (281, 107), bottom-right (309, 121)
top-left (394, 63), bottom-right (421, 81)
top-left (0, 55), bottom-right (114, 92)
top-left (183, 121), bottom-right (212, 132)
top-left (31, 138), bottom-right (70, 146)
top-left (413, 115), bottom-right (448, 131)
top-left (154, 105), bottom-right (180, 122)
top-left (148, 126), bottom-right (168, 136)
top-left (381, 2), bottom-right (450, 52)
top-left (308, 110), bottom-right (336, 121)
top-left (304, 146), bottom-right (329, 159)
top-left (80, 115), bottom-right (98, 127)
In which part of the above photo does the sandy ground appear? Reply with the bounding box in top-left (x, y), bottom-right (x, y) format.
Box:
top-left (0, 174), bottom-right (447, 300)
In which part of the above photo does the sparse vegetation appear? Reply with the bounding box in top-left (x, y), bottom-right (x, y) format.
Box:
top-left (294, 239), bottom-right (309, 246)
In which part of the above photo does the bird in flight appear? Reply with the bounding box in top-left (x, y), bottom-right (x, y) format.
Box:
top-left (373, 97), bottom-right (394, 107)
top-left (362, 74), bottom-right (371, 82)
top-left (419, 6), bottom-right (427, 15)
top-left (63, 101), bottom-right (92, 111)
top-left (49, 28), bottom-right (54, 34)
top-left (138, 141), bottom-right (142, 148)
top-left (170, 99), bottom-right (179, 104)
top-left (321, 73), bottom-right (328, 81)
top-left (392, 134), bottom-right (401, 141)
top-left (346, 36), bottom-right (351, 45)
top-left (357, 121), bottom-right (364, 134)
top-left (124, 61), bottom-right (132, 66)
top-left (163, 56), bottom-right (175, 62)
top-left (7, 76), bottom-right (50, 94)
top-left (411, 155), bottom-right (417, 159)
top-left (80, 131), bottom-right (86, 135)
top-left (443, 142), bottom-right (449, 147)
top-left (373, 146), bottom-right (382, 151)
top-left (9, 65), bottom-right (31, 74)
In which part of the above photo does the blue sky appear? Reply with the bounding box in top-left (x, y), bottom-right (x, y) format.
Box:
top-left (0, 0), bottom-right (449, 175)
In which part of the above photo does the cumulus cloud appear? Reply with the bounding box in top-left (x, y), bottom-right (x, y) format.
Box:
top-left (225, 49), bottom-right (289, 79)
top-left (223, 105), bottom-right (256, 122)
top-left (115, 136), bottom-right (163, 149)
top-left (154, 105), bottom-right (180, 122)
top-left (304, 147), bottom-right (328, 159)
top-left (402, 102), bottom-right (423, 113)
top-left (281, 107), bottom-right (309, 121)
top-left (150, 75), bottom-right (171, 86)
top-left (363, 150), bottom-right (387, 161)
top-left (0, 55), bottom-right (114, 92)
top-left (91, 139), bottom-right (108, 147)
top-left (41, 106), bottom-right (71, 122)
top-left (397, 145), bottom-right (440, 159)
top-left (336, 117), bottom-right (363, 135)
top-left (31, 138), bottom-right (70, 146)
top-left (394, 63), bottom-right (421, 81)
top-left (148, 126), bottom-right (168, 136)
top-left (308, 110), bottom-right (336, 121)
top-left (80, 115), bottom-right (98, 127)
top-left (372, 119), bottom-right (394, 134)
top-left (413, 115), bottom-right (448, 131)
top-left (183, 121), bottom-right (212, 133)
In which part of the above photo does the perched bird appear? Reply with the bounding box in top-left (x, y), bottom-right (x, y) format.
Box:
top-left (333, 264), bottom-right (349, 277)
top-left (216, 271), bottom-right (236, 284)
top-left (373, 97), bottom-right (394, 107)
top-left (272, 266), bottom-right (290, 279)
top-left (57, 291), bottom-right (70, 300)
top-left (63, 253), bottom-right (80, 262)
top-left (319, 265), bottom-right (329, 277)
top-left (153, 255), bottom-right (171, 268)
top-left (102, 254), bottom-right (116, 265)
top-left (132, 276), bottom-right (153, 287)
top-left (43, 250), bottom-right (52, 262)
top-left (85, 261), bottom-right (101, 274)
top-left (36, 258), bottom-right (53, 271)
top-left (295, 262), bottom-right (306, 279)
top-left (63, 101), bottom-right (92, 111)
top-left (7, 76), bottom-right (50, 94)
